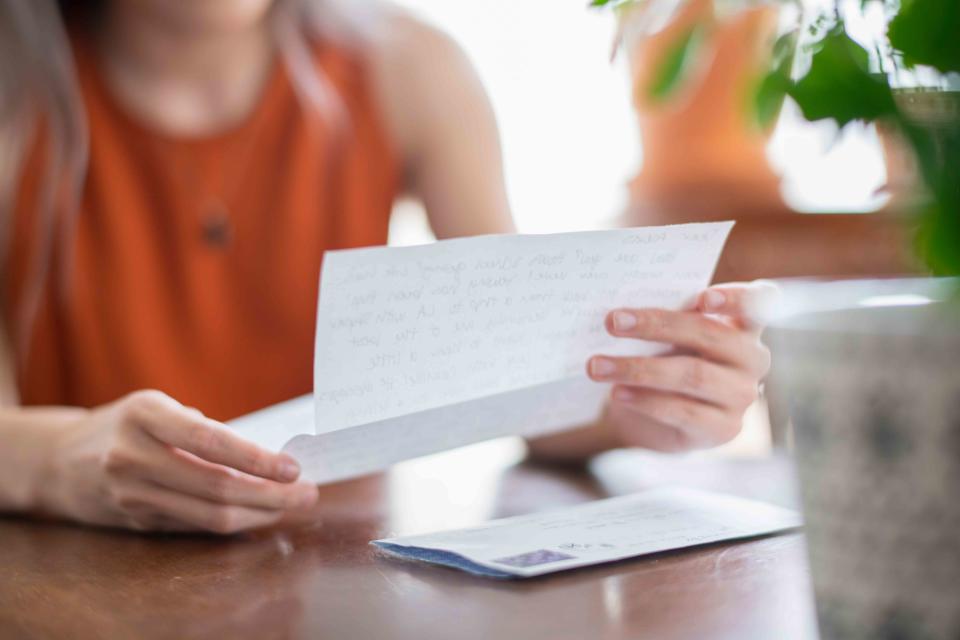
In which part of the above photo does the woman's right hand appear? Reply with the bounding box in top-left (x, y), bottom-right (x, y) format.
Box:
top-left (40, 390), bottom-right (318, 534)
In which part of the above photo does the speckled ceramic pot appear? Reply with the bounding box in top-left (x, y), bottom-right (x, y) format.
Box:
top-left (768, 302), bottom-right (960, 640)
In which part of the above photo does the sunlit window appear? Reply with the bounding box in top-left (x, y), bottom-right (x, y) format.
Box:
top-left (390, 0), bottom-right (889, 247)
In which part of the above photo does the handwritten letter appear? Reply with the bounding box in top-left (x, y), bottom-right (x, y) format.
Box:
top-left (230, 222), bottom-right (734, 484)
top-left (314, 222), bottom-right (734, 432)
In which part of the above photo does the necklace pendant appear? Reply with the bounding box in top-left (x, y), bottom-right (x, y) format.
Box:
top-left (201, 204), bottom-right (232, 249)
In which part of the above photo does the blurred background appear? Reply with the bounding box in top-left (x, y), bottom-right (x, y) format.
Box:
top-left (386, 0), bottom-right (913, 462)
top-left (389, 0), bottom-right (891, 246)
top-left (382, 6), bottom-right (959, 633)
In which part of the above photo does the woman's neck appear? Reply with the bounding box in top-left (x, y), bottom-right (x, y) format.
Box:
top-left (96, 5), bottom-right (276, 137)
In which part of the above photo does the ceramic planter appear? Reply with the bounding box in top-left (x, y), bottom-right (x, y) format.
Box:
top-left (768, 298), bottom-right (960, 639)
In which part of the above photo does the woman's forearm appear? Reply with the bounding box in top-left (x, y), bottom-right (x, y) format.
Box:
top-left (0, 407), bottom-right (88, 512)
top-left (525, 411), bottom-right (623, 464)
top-left (0, 394), bottom-right (317, 533)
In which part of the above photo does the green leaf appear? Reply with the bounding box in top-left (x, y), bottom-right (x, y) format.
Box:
top-left (753, 32), bottom-right (797, 128)
top-left (888, 0), bottom-right (960, 74)
top-left (916, 198), bottom-right (960, 276)
top-left (770, 31), bottom-right (796, 69)
top-left (911, 116), bottom-right (960, 276)
top-left (787, 25), bottom-right (896, 127)
top-left (647, 24), bottom-right (705, 103)
top-left (754, 70), bottom-right (792, 128)
top-left (588, 0), bottom-right (634, 8)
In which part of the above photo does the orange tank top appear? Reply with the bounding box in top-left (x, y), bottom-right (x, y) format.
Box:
top-left (4, 35), bottom-right (399, 420)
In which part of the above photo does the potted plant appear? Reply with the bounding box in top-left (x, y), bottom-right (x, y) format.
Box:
top-left (593, 0), bottom-right (959, 276)
top-left (600, 0), bottom-right (790, 220)
top-left (595, 1), bottom-right (959, 637)
top-left (762, 0), bottom-right (960, 626)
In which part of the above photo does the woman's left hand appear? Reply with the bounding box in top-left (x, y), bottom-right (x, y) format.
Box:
top-left (586, 282), bottom-right (775, 452)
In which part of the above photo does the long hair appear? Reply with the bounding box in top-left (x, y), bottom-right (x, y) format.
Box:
top-left (0, 0), bottom-right (373, 362)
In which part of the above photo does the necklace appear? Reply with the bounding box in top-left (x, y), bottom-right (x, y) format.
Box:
top-left (89, 32), bottom-right (279, 250)
top-left (165, 108), bottom-right (270, 250)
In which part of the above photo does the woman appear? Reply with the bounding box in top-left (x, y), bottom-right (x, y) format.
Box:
top-left (0, 0), bottom-right (771, 533)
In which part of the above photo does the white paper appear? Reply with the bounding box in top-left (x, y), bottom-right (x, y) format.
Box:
top-left (373, 487), bottom-right (802, 578)
top-left (233, 376), bottom-right (610, 484)
top-left (314, 222), bottom-right (734, 433)
top-left (228, 222), bottom-right (734, 484)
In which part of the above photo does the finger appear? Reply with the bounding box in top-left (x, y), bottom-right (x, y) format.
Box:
top-left (117, 481), bottom-right (285, 535)
top-left (126, 392), bottom-right (301, 482)
top-left (587, 355), bottom-right (758, 409)
top-left (609, 386), bottom-right (741, 448)
top-left (696, 281), bottom-right (781, 332)
top-left (605, 308), bottom-right (769, 374)
top-left (129, 437), bottom-right (319, 511)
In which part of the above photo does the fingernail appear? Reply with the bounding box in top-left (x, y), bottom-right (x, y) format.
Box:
top-left (279, 456), bottom-right (300, 481)
top-left (704, 290), bottom-right (725, 311)
top-left (612, 310), bottom-right (638, 331)
top-left (590, 357), bottom-right (617, 378)
top-left (613, 387), bottom-right (636, 402)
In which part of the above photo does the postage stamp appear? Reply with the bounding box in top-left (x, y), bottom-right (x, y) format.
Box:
top-left (492, 549), bottom-right (576, 568)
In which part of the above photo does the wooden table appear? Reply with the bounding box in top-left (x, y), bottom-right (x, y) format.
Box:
top-left (0, 443), bottom-right (819, 640)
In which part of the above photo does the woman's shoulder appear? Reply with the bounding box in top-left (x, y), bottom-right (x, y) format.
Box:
top-left (343, 4), bottom-right (491, 170)
top-left (367, 5), bottom-right (464, 59)
top-left (364, 5), bottom-right (474, 94)
top-left (312, 4), bottom-right (469, 96)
